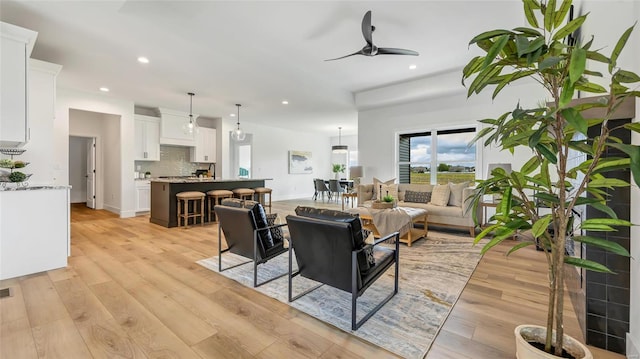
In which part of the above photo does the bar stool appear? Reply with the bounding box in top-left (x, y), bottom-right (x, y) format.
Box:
top-left (232, 188), bottom-right (255, 201)
top-left (207, 189), bottom-right (233, 222)
top-left (253, 187), bottom-right (272, 213)
top-left (176, 191), bottom-right (205, 228)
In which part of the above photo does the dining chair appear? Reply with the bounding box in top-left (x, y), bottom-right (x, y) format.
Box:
top-left (314, 178), bottom-right (332, 201)
top-left (328, 179), bottom-right (344, 202)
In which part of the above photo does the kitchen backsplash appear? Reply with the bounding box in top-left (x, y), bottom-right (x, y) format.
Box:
top-left (135, 145), bottom-right (204, 177)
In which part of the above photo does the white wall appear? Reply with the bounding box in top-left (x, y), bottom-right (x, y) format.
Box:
top-left (68, 136), bottom-right (87, 203)
top-left (237, 120), bottom-right (332, 201)
top-left (57, 88), bottom-right (135, 217)
top-left (357, 78), bottom-right (546, 184)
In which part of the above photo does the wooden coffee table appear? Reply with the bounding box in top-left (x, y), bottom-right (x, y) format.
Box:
top-left (351, 207), bottom-right (428, 247)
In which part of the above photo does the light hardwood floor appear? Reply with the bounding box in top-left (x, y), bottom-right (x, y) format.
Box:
top-left (0, 198), bottom-right (624, 359)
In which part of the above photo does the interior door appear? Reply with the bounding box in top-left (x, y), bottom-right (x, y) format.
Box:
top-left (86, 138), bottom-right (96, 209)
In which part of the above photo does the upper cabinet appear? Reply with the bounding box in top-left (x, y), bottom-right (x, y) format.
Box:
top-left (1, 22), bottom-right (37, 147)
top-left (158, 108), bottom-right (197, 147)
top-left (134, 115), bottom-right (160, 161)
top-left (191, 127), bottom-right (216, 163)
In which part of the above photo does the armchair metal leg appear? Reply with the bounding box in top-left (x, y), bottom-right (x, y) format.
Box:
top-left (218, 224), bottom-right (252, 273)
top-left (251, 230), bottom-right (287, 288)
top-left (350, 233), bottom-right (400, 330)
top-left (288, 237), bottom-right (324, 301)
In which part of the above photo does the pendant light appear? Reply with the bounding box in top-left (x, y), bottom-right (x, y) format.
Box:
top-left (182, 92), bottom-right (198, 135)
top-left (231, 104), bottom-right (246, 141)
top-left (332, 127), bottom-right (348, 153)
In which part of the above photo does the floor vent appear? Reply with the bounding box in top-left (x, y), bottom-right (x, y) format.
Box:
top-left (0, 287), bottom-right (13, 298)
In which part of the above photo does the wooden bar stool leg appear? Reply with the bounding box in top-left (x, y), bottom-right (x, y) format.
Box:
top-left (177, 199), bottom-right (182, 227)
top-left (200, 198), bottom-right (204, 226)
top-left (183, 199), bottom-right (189, 228)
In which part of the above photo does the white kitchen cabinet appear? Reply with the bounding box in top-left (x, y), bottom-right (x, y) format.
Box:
top-left (191, 127), bottom-right (216, 163)
top-left (135, 180), bottom-right (151, 212)
top-left (134, 115), bottom-right (160, 161)
top-left (158, 108), bottom-right (197, 147)
top-left (0, 187), bottom-right (70, 280)
top-left (1, 22), bottom-right (37, 147)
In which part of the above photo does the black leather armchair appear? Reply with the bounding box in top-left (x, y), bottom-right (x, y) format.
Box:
top-left (286, 207), bottom-right (399, 330)
top-left (215, 202), bottom-right (288, 287)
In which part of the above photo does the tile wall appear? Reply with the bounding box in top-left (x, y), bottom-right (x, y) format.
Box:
top-left (585, 119), bottom-right (631, 355)
top-left (135, 145), bottom-right (205, 177)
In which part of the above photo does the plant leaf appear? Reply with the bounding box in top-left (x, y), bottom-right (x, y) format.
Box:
top-left (575, 81), bottom-right (607, 94)
top-left (539, 56), bottom-right (563, 70)
top-left (569, 48), bottom-right (586, 85)
top-left (554, 0), bottom-right (572, 28)
top-left (506, 241), bottom-right (536, 256)
top-left (544, 0), bottom-right (556, 32)
top-left (536, 143), bottom-right (558, 164)
top-left (582, 218), bottom-right (632, 227)
top-left (523, 0), bottom-right (540, 28)
top-left (552, 14), bottom-right (587, 41)
top-left (609, 23), bottom-right (636, 73)
top-left (532, 215), bottom-right (552, 238)
top-left (588, 178), bottom-right (630, 188)
top-left (483, 35), bottom-right (510, 69)
top-left (559, 78), bottom-right (575, 108)
top-left (513, 27), bottom-right (543, 37)
top-left (520, 156), bottom-right (541, 175)
top-left (587, 201), bottom-right (618, 219)
top-left (561, 108), bottom-right (587, 136)
top-left (469, 29), bottom-right (514, 45)
top-left (624, 122), bottom-right (640, 133)
top-left (573, 236), bottom-right (630, 256)
top-left (614, 70), bottom-right (640, 83)
top-left (608, 143), bottom-right (640, 187)
top-left (565, 257), bottom-right (614, 273)
top-left (586, 50), bottom-right (610, 64)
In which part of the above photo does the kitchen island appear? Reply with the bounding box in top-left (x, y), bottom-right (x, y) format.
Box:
top-left (149, 178), bottom-right (271, 228)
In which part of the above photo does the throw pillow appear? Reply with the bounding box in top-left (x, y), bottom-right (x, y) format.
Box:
top-left (372, 177), bottom-right (396, 200)
top-left (248, 202), bottom-right (275, 249)
top-left (361, 229), bottom-right (376, 268)
top-left (379, 183), bottom-right (398, 201)
top-left (265, 213), bottom-right (284, 245)
top-left (404, 190), bottom-right (432, 203)
top-left (431, 184), bottom-right (451, 206)
top-left (448, 181), bottom-right (470, 207)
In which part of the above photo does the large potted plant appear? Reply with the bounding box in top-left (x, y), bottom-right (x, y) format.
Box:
top-left (462, 0), bottom-right (639, 358)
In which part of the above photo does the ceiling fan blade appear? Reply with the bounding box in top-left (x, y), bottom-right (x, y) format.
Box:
top-left (361, 10), bottom-right (373, 46)
top-left (324, 49), bottom-right (365, 61)
top-left (377, 47), bottom-right (419, 56)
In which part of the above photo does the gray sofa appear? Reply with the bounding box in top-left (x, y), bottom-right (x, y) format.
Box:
top-left (356, 183), bottom-right (479, 237)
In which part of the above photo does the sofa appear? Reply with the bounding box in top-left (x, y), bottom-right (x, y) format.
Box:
top-left (356, 181), bottom-right (479, 237)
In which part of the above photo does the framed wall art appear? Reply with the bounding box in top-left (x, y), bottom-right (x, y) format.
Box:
top-left (289, 150), bottom-right (313, 174)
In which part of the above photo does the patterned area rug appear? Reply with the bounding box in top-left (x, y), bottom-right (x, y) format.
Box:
top-left (197, 230), bottom-right (483, 359)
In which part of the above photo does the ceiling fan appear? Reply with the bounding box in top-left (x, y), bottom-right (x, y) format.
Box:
top-left (325, 10), bottom-right (419, 61)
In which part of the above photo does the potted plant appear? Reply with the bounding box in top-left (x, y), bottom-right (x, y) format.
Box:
top-left (462, 0), bottom-right (639, 358)
top-left (332, 163), bottom-right (346, 180)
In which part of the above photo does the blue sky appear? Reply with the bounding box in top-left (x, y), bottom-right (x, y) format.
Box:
top-left (410, 132), bottom-right (476, 167)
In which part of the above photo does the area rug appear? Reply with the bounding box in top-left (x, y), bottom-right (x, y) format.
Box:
top-left (197, 230), bottom-right (484, 359)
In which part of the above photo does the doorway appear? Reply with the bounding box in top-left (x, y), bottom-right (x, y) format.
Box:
top-left (230, 133), bottom-right (252, 178)
top-left (69, 136), bottom-right (96, 208)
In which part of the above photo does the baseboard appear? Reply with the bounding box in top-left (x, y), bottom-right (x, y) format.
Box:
top-left (119, 209), bottom-right (136, 218)
top-left (103, 204), bottom-right (119, 215)
top-left (628, 333), bottom-right (640, 359)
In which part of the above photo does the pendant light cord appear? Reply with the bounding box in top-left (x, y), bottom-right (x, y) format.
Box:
top-left (188, 92), bottom-right (195, 123)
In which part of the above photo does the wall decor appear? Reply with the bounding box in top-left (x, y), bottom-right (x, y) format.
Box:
top-left (289, 150), bottom-right (313, 174)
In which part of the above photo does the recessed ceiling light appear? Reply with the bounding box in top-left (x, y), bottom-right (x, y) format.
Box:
top-left (99, 87), bottom-right (109, 92)
top-left (409, 64), bottom-right (417, 70)
top-left (137, 57), bottom-right (149, 64)
top-left (230, 114), bottom-right (236, 117)
top-left (282, 100), bottom-right (289, 105)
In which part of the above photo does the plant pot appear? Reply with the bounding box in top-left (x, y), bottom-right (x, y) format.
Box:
top-left (515, 325), bottom-right (592, 359)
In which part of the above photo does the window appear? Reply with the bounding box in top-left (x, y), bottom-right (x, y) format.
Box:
top-left (398, 127), bottom-right (476, 184)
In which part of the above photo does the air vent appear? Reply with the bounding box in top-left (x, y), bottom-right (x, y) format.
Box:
top-left (0, 287), bottom-right (13, 298)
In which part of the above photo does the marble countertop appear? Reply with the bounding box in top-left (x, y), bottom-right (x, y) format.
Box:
top-left (0, 185), bottom-right (71, 192)
top-left (150, 177), bottom-right (272, 184)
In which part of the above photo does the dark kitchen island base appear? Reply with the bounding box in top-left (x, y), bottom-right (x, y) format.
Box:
top-left (150, 178), bottom-right (268, 228)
